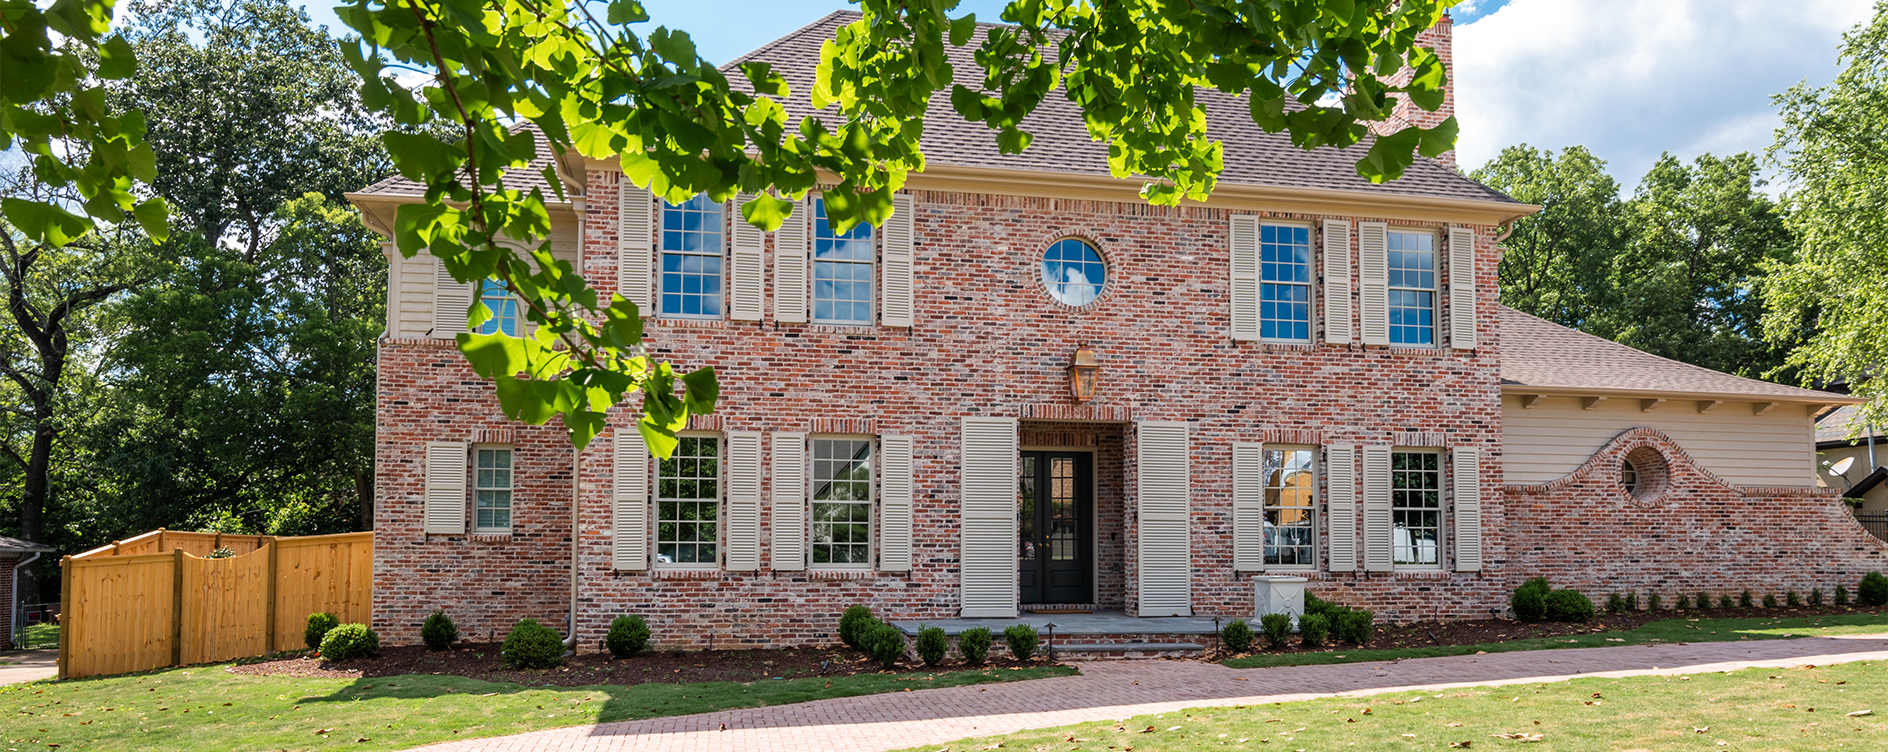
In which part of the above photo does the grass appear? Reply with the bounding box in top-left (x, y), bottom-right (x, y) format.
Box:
top-left (895, 660), bottom-right (1888, 751)
top-left (16, 622), bottom-right (59, 650)
top-left (2, 662), bottom-right (1076, 751)
top-left (1223, 610), bottom-right (1888, 669)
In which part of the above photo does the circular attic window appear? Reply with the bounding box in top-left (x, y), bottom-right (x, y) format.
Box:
top-left (1041, 238), bottom-right (1107, 307)
top-left (1620, 459), bottom-right (1639, 495)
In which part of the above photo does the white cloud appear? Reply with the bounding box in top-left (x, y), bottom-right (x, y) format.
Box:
top-left (1455, 0), bottom-right (1874, 188)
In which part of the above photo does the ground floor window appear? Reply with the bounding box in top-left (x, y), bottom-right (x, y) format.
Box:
top-left (657, 435), bottom-right (720, 565)
top-left (474, 446), bottom-right (512, 533)
top-left (1392, 450), bottom-right (1441, 566)
top-left (1263, 447), bottom-right (1316, 567)
top-left (811, 437), bottom-right (872, 565)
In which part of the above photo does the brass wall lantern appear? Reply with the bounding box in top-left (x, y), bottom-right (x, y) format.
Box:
top-left (1068, 344), bottom-right (1099, 403)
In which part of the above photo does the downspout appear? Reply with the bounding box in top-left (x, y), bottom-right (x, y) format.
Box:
top-left (566, 445), bottom-right (580, 651)
top-left (10, 551), bottom-right (41, 648)
top-left (1869, 423), bottom-right (1878, 472)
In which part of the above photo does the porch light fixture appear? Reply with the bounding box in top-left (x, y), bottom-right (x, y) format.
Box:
top-left (1068, 344), bottom-right (1100, 403)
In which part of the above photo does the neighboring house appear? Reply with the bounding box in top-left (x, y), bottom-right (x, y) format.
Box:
top-left (349, 12), bottom-right (1880, 648)
top-left (1817, 404), bottom-right (1886, 518)
top-left (2, 535), bottom-right (53, 650)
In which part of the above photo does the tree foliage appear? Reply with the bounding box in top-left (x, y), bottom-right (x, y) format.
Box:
top-left (1470, 145), bottom-right (1621, 330)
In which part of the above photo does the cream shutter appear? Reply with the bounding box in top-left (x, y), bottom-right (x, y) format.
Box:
top-left (612, 429), bottom-right (650, 570)
top-left (1325, 445), bottom-right (1357, 573)
top-left (1358, 221), bottom-right (1389, 346)
top-left (1136, 421), bottom-right (1192, 616)
top-left (725, 431), bottom-right (762, 571)
top-left (618, 182), bottom-right (654, 313)
top-left (424, 442), bottom-right (467, 535)
top-left (1452, 447), bottom-right (1483, 572)
top-left (879, 435), bottom-right (915, 572)
top-left (1231, 442), bottom-right (1263, 572)
top-left (773, 198), bottom-right (809, 323)
top-left (1229, 215), bottom-right (1260, 341)
top-left (1448, 226), bottom-right (1477, 349)
top-left (729, 194), bottom-right (765, 321)
top-left (1322, 220), bottom-right (1353, 344)
top-left (431, 256), bottom-right (472, 337)
top-left (770, 432), bottom-right (806, 571)
top-left (881, 194), bottom-right (915, 327)
top-left (1361, 444), bottom-right (1393, 572)
top-left (960, 417), bottom-right (1018, 618)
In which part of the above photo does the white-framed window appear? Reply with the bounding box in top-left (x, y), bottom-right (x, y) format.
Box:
top-left (475, 279), bottom-right (520, 336)
top-left (1387, 230), bottom-right (1437, 346)
top-left (656, 434), bottom-right (720, 566)
top-left (811, 436), bottom-right (873, 566)
top-left (1259, 223), bottom-right (1312, 341)
top-left (1263, 446), bottom-right (1316, 568)
top-left (812, 198), bottom-right (874, 324)
top-left (1041, 237), bottom-right (1107, 307)
top-left (474, 446), bottom-right (513, 533)
top-left (659, 194), bottom-right (725, 319)
top-left (1391, 450), bottom-right (1441, 567)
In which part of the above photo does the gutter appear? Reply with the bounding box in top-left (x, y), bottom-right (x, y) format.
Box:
top-left (10, 551), bottom-right (41, 648)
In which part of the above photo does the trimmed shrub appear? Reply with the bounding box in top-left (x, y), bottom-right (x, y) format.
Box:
top-left (1675, 593), bottom-right (1691, 610)
top-left (1837, 585), bottom-right (1851, 606)
top-left (1625, 592), bottom-right (1639, 612)
top-left (1336, 609), bottom-right (1375, 646)
top-left (1003, 624), bottom-right (1040, 661)
top-left (915, 626), bottom-right (949, 666)
top-left (501, 618), bottom-right (566, 669)
top-left (1304, 592), bottom-right (1337, 617)
top-left (1811, 587), bottom-right (1825, 606)
top-left (1512, 577), bottom-right (1551, 623)
top-left (1697, 592), bottom-right (1711, 610)
top-left (1718, 594), bottom-right (1734, 610)
top-left (319, 623), bottom-right (380, 661)
top-left (1860, 572), bottom-right (1888, 607)
top-left (1258, 614), bottom-right (1292, 650)
top-left (1787, 590), bottom-right (1802, 607)
top-left (1763, 593), bottom-right (1779, 609)
top-left (1605, 593), bottom-right (1625, 614)
top-left (1220, 618), bottom-right (1256, 653)
top-left (606, 615), bottom-right (652, 658)
top-left (305, 612), bottom-right (340, 651)
top-left (839, 605), bottom-right (876, 650)
top-left (1738, 590), bottom-right (1755, 609)
top-left (1545, 589), bottom-right (1595, 623)
top-left (421, 610), bottom-right (459, 652)
top-left (1298, 613), bottom-right (1331, 648)
top-left (958, 627), bottom-right (994, 665)
top-left (866, 623), bottom-right (906, 669)
top-left (1648, 593), bottom-right (1662, 611)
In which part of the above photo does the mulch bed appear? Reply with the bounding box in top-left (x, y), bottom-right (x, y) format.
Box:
top-left (228, 642), bottom-right (1049, 687)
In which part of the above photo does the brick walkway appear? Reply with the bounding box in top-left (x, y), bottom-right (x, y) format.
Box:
top-left (409, 635), bottom-right (1888, 752)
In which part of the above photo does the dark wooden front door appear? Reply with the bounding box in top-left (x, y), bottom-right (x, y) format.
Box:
top-left (1019, 451), bottom-right (1092, 605)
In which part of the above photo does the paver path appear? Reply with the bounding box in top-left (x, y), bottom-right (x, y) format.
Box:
top-left (410, 635), bottom-right (1888, 752)
top-left (0, 649), bottom-right (58, 685)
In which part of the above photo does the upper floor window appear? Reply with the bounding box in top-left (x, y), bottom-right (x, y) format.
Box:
top-left (656, 435), bottom-right (720, 566)
top-left (1263, 446), bottom-right (1316, 567)
top-left (661, 194), bottom-right (725, 318)
top-left (1387, 230), bottom-right (1437, 346)
top-left (474, 446), bottom-right (513, 533)
top-left (813, 198), bottom-right (874, 324)
top-left (1042, 238), bottom-right (1106, 307)
top-left (811, 437), bottom-right (873, 565)
top-left (1391, 450), bottom-right (1441, 567)
top-left (476, 279), bottom-right (520, 336)
top-left (1259, 224), bottom-right (1311, 341)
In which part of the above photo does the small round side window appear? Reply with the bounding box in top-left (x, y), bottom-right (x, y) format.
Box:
top-left (1041, 238), bottom-right (1107, 307)
top-left (1620, 459), bottom-right (1639, 495)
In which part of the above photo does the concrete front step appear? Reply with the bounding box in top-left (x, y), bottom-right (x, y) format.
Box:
top-left (1050, 642), bottom-right (1206, 659)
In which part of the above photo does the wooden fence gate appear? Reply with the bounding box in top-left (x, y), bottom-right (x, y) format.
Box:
top-left (59, 529), bottom-right (372, 679)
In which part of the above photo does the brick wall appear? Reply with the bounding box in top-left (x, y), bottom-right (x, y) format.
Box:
top-left (1, 554), bottom-right (13, 649)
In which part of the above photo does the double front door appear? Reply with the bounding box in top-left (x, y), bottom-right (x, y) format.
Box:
top-left (1019, 451), bottom-right (1092, 604)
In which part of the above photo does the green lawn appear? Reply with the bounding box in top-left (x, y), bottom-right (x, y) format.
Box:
top-left (899, 660), bottom-right (1888, 751)
top-left (1223, 610), bottom-right (1888, 669)
top-left (17, 622), bottom-right (59, 650)
top-left (3, 663), bottom-right (1076, 751)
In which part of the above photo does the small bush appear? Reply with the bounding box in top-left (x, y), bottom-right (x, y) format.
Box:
top-left (1675, 593), bottom-right (1691, 610)
top-left (1545, 589), bottom-right (1595, 623)
top-left (1697, 592), bottom-right (1711, 610)
top-left (1304, 592), bottom-right (1337, 617)
top-left (1625, 592), bottom-right (1639, 612)
top-left (1762, 593), bottom-right (1779, 609)
top-left (501, 618), bottom-right (566, 669)
top-left (1258, 614), bottom-right (1293, 650)
top-left (1298, 613), bottom-right (1331, 648)
top-left (1787, 590), bottom-right (1802, 607)
top-left (958, 626), bottom-right (993, 665)
top-left (839, 605), bottom-right (876, 650)
top-left (1811, 587), bottom-right (1825, 606)
top-left (1837, 585), bottom-right (1851, 606)
top-left (1003, 624), bottom-right (1040, 661)
top-left (1512, 577), bottom-right (1551, 623)
top-left (1220, 618), bottom-right (1256, 653)
top-left (915, 626), bottom-right (949, 666)
top-left (866, 623), bottom-right (906, 669)
top-left (1605, 593), bottom-right (1625, 614)
top-left (318, 623), bottom-right (380, 661)
top-left (1336, 609), bottom-right (1375, 645)
top-left (1738, 590), bottom-right (1755, 609)
top-left (1860, 572), bottom-right (1888, 606)
top-left (1648, 593), bottom-right (1662, 611)
top-left (606, 614), bottom-right (651, 658)
top-left (421, 610), bottom-right (459, 652)
top-left (305, 612), bottom-right (340, 651)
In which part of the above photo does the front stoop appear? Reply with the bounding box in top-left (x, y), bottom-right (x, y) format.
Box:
top-left (890, 611), bottom-right (1225, 660)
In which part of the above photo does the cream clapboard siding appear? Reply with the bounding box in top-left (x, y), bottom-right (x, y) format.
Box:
top-left (878, 435), bottom-right (915, 572)
top-left (880, 194), bottom-right (915, 327)
top-left (1322, 220), bottom-right (1352, 344)
top-left (612, 429), bottom-right (650, 570)
top-left (1230, 442), bottom-right (1263, 572)
top-left (619, 183), bottom-right (654, 313)
top-left (1325, 445), bottom-right (1357, 572)
top-left (771, 432), bottom-right (807, 571)
top-left (1452, 447), bottom-right (1482, 572)
top-left (1357, 222), bottom-right (1390, 346)
top-left (424, 442), bottom-right (468, 535)
top-left (960, 417), bottom-right (1018, 618)
top-left (1502, 395), bottom-right (1818, 487)
top-left (1228, 215), bottom-right (1260, 341)
top-left (729, 194), bottom-right (765, 321)
top-left (1137, 421), bottom-right (1192, 616)
top-left (725, 432), bottom-right (763, 571)
top-left (1447, 227), bottom-right (1476, 349)
top-left (1361, 444), bottom-right (1393, 572)
top-left (774, 197), bottom-right (810, 323)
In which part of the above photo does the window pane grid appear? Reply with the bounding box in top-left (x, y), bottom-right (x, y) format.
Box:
top-left (1263, 448), bottom-right (1315, 566)
top-left (657, 436), bottom-right (720, 565)
top-left (813, 199), bottom-right (873, 324)
top-left (1041, 238), bottom-right (1106, 307)
top-left (811, 438), bottom-right (872, 565)
top-left (1391, 451), bottom-right (1441, 566)
top-left (1387, 231), bottom-right (1436, 346)
top-left (660, 195), bottom-right (725, 318)
top-left (476, 279), bottom-right (519, 336)
top-left (1258, 225), bottom-right (1311, 341)
top-left (475, 447), bottom-right (512, 531)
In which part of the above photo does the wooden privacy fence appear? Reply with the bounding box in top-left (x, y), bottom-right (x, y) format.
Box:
top-left (59, 529), bottom-right (373, 680)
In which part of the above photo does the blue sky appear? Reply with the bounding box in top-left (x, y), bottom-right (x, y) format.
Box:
top-left (296, 0), bottom-right (1870, 191)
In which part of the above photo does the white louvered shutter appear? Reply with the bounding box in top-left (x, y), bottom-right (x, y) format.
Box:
top-left (432, 256), bottom-right (472, 337)
top-left (1322, 220), bottom-right (1353, 344)
top-left (881, 194), bottom-right (915, 327)
top-left (1448, 227), bottom-right (1477, 349)
top-left (770, 432), bottom-right (806, 571)
top-left (618, 183), bottom-right (654, 313)
top-left (612, 429), bottom-right (650, 570)
top-left (725, 431), bottom-right (763, 571)
top-left (879, 435), bottom-right (915, 572)
top-left (1325, 445), bottom-right (1357, 573)
top-left (773, 198), bottom-right (809, 323)
top-left (729, 194), bottom-right (765, 321)
top-left (960, 417), bottom-right (1018, 618)
top-left (1452, 447), bottom-right (1483, 572)
top-left (1231, 442), bottom-right (1264, 572)
top-left (1361, 445), bottom-right (1393, 571)
top-left (1229, 215), bottom-right (1260, 341)
top-left (424, 442), bottom-right (467, 534)
top-left (1358, 222), bottom-right (1389, 346)
top-left (1137, 421), bottom-right (1192, 616)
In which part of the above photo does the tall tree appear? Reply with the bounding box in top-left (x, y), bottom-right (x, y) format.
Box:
top-left (1470, 145), bottom-right (1624, 330)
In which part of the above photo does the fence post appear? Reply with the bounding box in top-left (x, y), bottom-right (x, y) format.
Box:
top-left (57, 556), bottom-right (71, 680)
top-left (264, 540), bottom-right (278, 653)
top-left (171, 549), bottom-right (184, 668)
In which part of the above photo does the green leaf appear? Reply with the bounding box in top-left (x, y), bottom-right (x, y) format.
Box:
top-left (739, 193), bottom-right (792, 232)
top-left (949, 14), bottom-right (978, 46)
top-left (97, 35), bottom-right (136, 79)
top-left (457, 332), bottom-right (528, 378)
top-left (2, 198), bottom-right (91, 247)
top-left (382, 132), bottom-right (466, 183)
top-left (605, 0), bottom-right (648, 24)
top-left (681, 367), bottom-right (718, 415)
top-left (1418, 116), bottom-right (1459, 159)
top-left (131, 197), bottom-right (170, 242)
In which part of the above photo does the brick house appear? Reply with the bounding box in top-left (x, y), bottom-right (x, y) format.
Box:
top-left (348, 12), bottom-right (1882, 649)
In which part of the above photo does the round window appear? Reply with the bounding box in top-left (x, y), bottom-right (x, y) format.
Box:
top-left (1620, 459), bottom-right (1639, 495)
top-left (1041, 238), bottom-right (1106, 307)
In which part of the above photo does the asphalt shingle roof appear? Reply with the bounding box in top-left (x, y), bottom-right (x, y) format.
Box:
top-left (355, 122), bottom-right (568, 199)
top-left (0, 535), bottom-right (53, 552)
top-left (1817, 404), bottom-right (1882, 444)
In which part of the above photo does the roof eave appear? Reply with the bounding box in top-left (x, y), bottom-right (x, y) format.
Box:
top-left (1501, 383), bottom-right (1864, 409)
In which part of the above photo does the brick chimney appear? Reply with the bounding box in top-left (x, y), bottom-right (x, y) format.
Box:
top-left (1370, 13), bottom-right (1455, 169)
